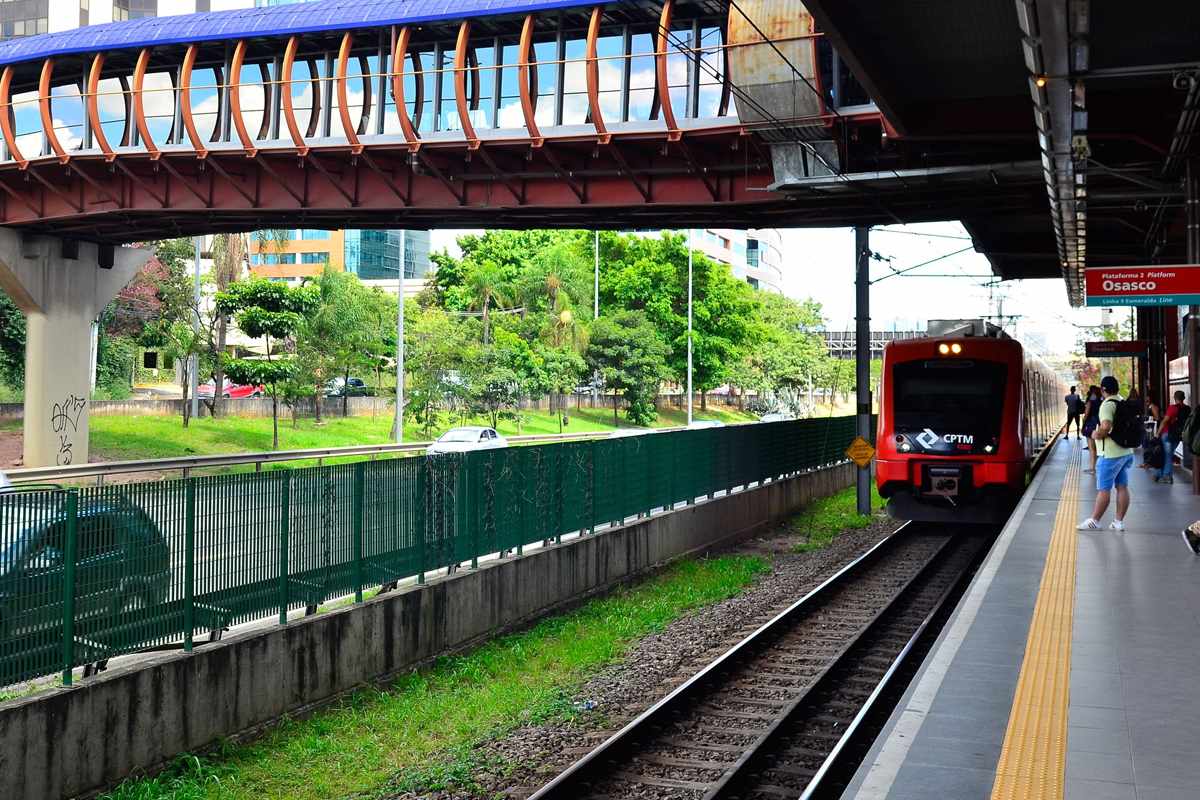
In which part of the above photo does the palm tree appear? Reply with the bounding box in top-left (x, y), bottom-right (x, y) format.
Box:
top-left (466, 260), bottom-right (509, 345)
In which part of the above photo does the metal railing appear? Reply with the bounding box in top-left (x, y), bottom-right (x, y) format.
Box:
top-left (6, 428), bottom-right (681, 486)
top-left (0, 417), bottom-right (857, 689)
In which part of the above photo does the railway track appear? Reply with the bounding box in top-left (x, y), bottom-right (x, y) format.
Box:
top-left (528, 523), bottom-right (991, 800)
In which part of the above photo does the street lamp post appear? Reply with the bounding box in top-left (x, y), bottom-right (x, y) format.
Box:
top-left (593, 230), bottom-right (600, 407)
top-left (395, 232), bottom-right (406, 444)
top-left (687, 229), bottom-right (694, 427)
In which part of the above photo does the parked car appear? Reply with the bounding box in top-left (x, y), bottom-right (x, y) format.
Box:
top-left (688, 419), bottom-right (725, 429)
top-left (197, 381), bottom-right (263, 399)
top-left (0, 493), bottom-right (170, 640)
top-left (759, 411), bottom-right (796, 423)
top-left (426, 427), bottom-right (509, 454)
top-left (324, 377), bottom-right (376, 397)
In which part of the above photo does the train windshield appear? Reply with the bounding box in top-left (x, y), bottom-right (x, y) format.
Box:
top-left (892, 360), bottom-right (1007, 454)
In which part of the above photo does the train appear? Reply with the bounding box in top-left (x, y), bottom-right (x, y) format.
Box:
top-left (875, 320), bottom-right (1064, 524)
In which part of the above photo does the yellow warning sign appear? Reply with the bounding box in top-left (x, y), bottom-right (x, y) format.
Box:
top-left (845, 436), bottom-right (875, 468)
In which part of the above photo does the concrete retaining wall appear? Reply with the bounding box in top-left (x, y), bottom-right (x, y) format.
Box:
top-left (0, 463), bottom-right (854, 800)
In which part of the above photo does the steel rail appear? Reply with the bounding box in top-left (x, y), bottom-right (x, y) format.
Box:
top-left (796, 542), bottom-right (977, 800)
top-left (528, 520), bottom-right (933, 800)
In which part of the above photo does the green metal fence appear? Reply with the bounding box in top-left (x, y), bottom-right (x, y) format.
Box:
top-left (0, 417), bottom-right (860, 688)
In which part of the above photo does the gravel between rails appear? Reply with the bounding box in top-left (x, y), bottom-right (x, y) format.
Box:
top-left (386, 512), bottom-right (902, 800)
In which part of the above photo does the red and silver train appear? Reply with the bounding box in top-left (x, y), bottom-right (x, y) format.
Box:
top-left (875, 322), bottom-right (1063, 523)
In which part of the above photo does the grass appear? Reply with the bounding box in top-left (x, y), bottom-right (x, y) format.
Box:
top-left (789, 484), bottom-right (886, 553)
top-left (102, 554), bottom-right (769, 800)
top-left (75, 405), bottom-right (757, 464)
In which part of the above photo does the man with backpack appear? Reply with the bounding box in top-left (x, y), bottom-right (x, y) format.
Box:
top-left (1065, 386), bottom-right (1085, 439)
top-left (1154, 390), bottom-right (1190, 484)
top-left (1079, 376), bottom-right (1142, 532)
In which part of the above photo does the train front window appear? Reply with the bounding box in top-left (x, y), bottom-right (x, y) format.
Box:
top-left (892, 360), bottom-right (1007, 454)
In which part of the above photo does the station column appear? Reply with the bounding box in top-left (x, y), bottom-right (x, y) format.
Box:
top-left (0, 233), bottom-right (150, 468)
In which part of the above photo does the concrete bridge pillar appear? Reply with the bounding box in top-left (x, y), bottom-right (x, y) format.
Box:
top-left (0, 232), bottom-right (150, 467)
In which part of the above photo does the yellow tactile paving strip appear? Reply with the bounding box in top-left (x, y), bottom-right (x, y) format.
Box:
top-left (990, 449), bottom-right (1080, 800)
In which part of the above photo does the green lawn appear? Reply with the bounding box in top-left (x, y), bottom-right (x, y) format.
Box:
top-left (789, 483), bottom-right (886, 553)
top-left (102, 554), bottom-right (769, 800)
top-left (83, 405), bottom-right (757, 463)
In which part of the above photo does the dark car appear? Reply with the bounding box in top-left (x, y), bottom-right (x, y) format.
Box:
top-left (325, 377), bottom-right (376, 397)
top-left (0, 493), bottom-right (170, 641)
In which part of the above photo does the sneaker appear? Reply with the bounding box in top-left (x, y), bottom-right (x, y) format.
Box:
top-left (1182, 527), bottom-right (1200, 555)
top-left (1109, 520), bottom-right (1126, 531)
top-left (1077, 518), bottom-right (1101, 530)
top-left (1163, 476), bottom-right (1175, 485)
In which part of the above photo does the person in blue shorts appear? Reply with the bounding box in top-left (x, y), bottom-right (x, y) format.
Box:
top-left (1078, 376), bottom-right (1133, 532)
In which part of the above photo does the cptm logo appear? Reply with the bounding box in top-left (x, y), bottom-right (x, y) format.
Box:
top-left (915, 428), bottom-right (974, 448)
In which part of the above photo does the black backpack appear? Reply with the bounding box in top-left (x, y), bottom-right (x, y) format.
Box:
top-left (1105, 398), bottom-right (1145, 449)
top-left (1068, 394), bottom-right (1085, 414)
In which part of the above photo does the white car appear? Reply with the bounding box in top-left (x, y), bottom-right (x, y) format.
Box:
top-left (688, 419), bottom-right (725, 429)
top-left (426, 426), bottom-right (509, 454)
top-left (609, 427), bottom-right (656, 438)
top-left (759, 412), bottom-right (796, 423)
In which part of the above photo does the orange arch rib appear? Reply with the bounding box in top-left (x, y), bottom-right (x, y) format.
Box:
top-left (517, 15), bottom-right (543, 146)
top-left (0, 67), bottom-right (26, 168)
top-left (179, 45), bottom-right (207, 158)
top-left (585, 6), bottom-right (610, 143)
top-left (38, 59), bottom-right (70, 163)
top-left (87, 53), bottom-right (116, 161)
top-left (132, 48), bottom-right (160, 159)
top-left (655, 0), bottom-right (681, 139)
top-left (391, 26), bottom-right (420, 151)
top-left (228, 39), bottom-right (257, 156)
top-left (281, 36), bottom-right (308, 155)
top-left (454, 21), bottom-right (478, 147)
top-left (336, 32), bottom-right (362, 153)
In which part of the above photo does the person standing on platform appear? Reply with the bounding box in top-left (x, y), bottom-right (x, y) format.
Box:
top-left (1082, 385), bottom-right (1102, 470)
top-left (1079, 376), bottom-right (1135, 532)
top-left (1154, 390), bottom-right (1189, 485)
top-left (1065, 386), bottom-right (1085, 439)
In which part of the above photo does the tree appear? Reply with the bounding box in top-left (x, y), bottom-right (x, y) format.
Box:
top-left (464, 260), bottom-right (511, 345)
top-left (405, 308), bottom-right (473, 436)
top-left (0, 290), bottom-right (25, 390)
top-left (599, 232), bottom-right (757, 408)
top-left (539, 344), bottom-right (587, 432)
top-left (296, 265), bottom-right (389, 420)
top-left (586, 310), bottom-right (671, 426)
top-left (208, 233), bottom-right (247, 417)
top-left (140, 319), bottom-right (203, 424)
top-left (217, 278), bottom-right (317, 449)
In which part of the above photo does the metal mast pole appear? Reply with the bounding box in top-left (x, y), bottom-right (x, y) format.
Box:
top-left (396, 232), bottom-right (406, 444)
top-left (190, 236), bottom-right (201, 421)
top-left (593, 230), bottom-right (600, 406)
top-left (1187, 162), bottom-right (1199, 493)
top-left (687, 229), bottom-right (694, 426)
top-left (855, 226), bottom-right (871, 515)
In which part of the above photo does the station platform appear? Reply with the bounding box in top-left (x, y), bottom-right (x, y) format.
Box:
top-left (844, 434), bottom-right (1200, 800)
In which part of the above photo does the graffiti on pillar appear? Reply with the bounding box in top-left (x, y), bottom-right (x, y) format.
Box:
top-left (50, 394), bottom-right (87, 466)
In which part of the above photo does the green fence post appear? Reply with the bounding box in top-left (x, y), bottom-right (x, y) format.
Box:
top-left (468, 455), bottom-right (479, 570)
top-left (589, 438), bottom-right (597, 535)
top-left (61, 490), bottom-right (78, 686)
top-left (279, 473), bottom-right (290, 626)
top-left (417, 459), bottom-right (426, 585)
top-left (353, 462), bottom-right (365, 603)
top-left (184, 478), bottom-right (196, 653)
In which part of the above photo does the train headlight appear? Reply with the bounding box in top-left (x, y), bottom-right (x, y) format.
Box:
top-left (938, 343), bottom-right (950, 355)
top-left (984, 444), bottom-right (994, 453)
top-left (950, 343), bottom-right (962, 354)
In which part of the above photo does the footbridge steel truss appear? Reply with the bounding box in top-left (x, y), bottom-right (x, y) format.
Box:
top-left (0, 0), bottom-right (859, 242)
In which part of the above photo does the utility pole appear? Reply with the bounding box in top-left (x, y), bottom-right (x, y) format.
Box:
top-left (687, 228), bottom-right (694, 426)
top-left (855, 226), bottom-right (871, 515)
top-left (190, 236), bottom-right (201, 422)
top-left (593, 230), bottom-right (600, 407)
top-left (395, 232), bottom-right (406, 444)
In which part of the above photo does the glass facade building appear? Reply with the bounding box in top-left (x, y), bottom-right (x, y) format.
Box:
top-left (344, 230), bottom-right (431, 280)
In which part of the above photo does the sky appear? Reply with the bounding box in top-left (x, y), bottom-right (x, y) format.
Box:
top-left (430, 223), bottom-right (1106, 359)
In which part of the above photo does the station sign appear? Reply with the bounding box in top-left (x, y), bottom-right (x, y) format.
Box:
top-left (1084, 340), bottom-right (1148, 358)
top-left (1084, 264), bottom-right (1200, 307)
